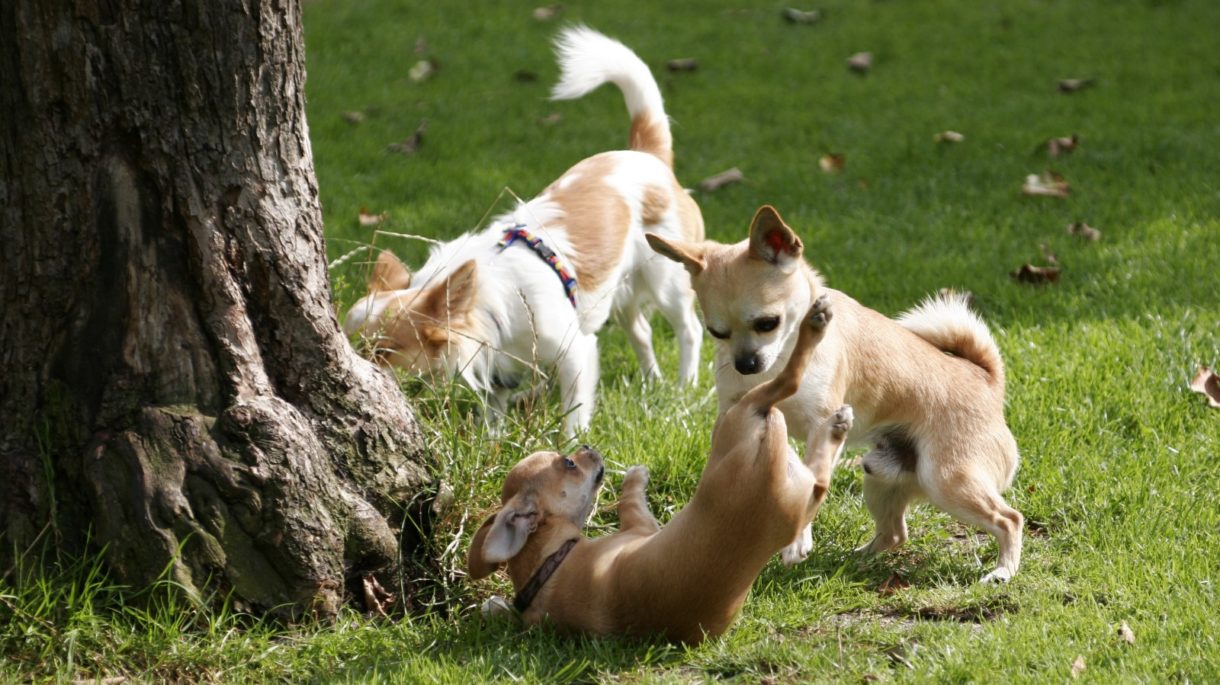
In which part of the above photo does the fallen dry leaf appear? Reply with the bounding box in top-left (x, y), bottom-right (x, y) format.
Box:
top-left (532, 4), bottom-right (563, 21)
top-left (1189, 366), bottom-right (1220, 408)
top-left (539, 112), bottom-right (562, 126)
top-left (819, 153), bottom-right (846, 173)
top-left (1070, 655), bottom-right (1087, 679)
top-left (1067, 222), bottom-right (1101, 241)
top-left (878, 573), bottom-right (911, 596)
top-left (1118, 621), bottom-right (1136, 645)
top-left (358, 208), bottom-right (386, 226)
top-left (667, 57), bottom-right (699, 72)
top-left (362, 574), bottom-right (395, 616)
top-left (934, 130), bottom-right (965, 144)
top-left (1059, 78), bottom-right (1095, 93)
top-left (1022, 171), bottom-right (1070, 198)
top-left (1011, 263), bottom-right (1061, 284)
top-left (783, 7), bottom-right (822, 24)
top-left (697, 167), bottom-right (744, 192)
top-left (847, 51), bottom-right (873, 73)
top-left (1047, 134), bottom-right (1079, 157)
top-left (387, 119), bottom-right (428, 155)
top-left (342, 111), bottom-right (365, 125)
top-left (408, 59), bottom-right (437, 83)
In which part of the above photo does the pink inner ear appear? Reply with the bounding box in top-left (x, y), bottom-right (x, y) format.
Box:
top-left (766, 229), bottom-right (787, 255)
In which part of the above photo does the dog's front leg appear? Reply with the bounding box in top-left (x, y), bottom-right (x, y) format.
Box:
top-left (558, 333), bottom-right (600, 436)
top-left (780, 405), bottom-right (853, 566)
top-left (803, 405), bottom-right (854, 518)
top-left (617, 465), bottom-right (661, 534)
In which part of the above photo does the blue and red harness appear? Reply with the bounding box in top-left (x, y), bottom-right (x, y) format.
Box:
top-left (496, 223), bottom-right (579, 308)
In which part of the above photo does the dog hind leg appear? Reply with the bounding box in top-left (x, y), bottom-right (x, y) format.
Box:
top-left (927, 478), bottom-right (1024, 583)
top-left (617, 304), bottom-right (661, 381)
top-left (855, 471), bottom-right (917, 554)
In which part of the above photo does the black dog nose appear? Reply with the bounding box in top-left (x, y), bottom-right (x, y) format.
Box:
top-left (735, 354), bottom-right (762, 375)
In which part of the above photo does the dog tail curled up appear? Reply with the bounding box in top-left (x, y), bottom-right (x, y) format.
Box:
top-left (551, 26), bottom-right (674, 167)
top-left (897, 292), bottom-right (1005, 389)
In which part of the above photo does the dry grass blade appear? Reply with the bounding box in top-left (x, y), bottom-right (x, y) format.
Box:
top-left (667, 57), bottom-right (699, 72)
top-left (342, 111), bottom-right (365, 125)
top-left (934, 130), bottom-right (965, 144)
top-left (1059, 78), bottom-right (1095, 93)
top-left (697, 167), bottom-right (744, 192)
top-left (783, 8), bottom-right (821, 24)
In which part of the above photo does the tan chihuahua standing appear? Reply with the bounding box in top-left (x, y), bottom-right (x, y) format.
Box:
top-left (467, 299), bottom-right (853, 643)
top-left (647, 205), bottom-right (1024, 583)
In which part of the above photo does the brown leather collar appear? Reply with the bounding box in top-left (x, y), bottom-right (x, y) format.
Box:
top-left (513, 538), bottom-right (579, 613)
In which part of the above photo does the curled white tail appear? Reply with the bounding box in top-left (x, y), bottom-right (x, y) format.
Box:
top-left (551, 26), bottom-right (673, 167)
top-left (898, 292), bottom-right (1005, 388)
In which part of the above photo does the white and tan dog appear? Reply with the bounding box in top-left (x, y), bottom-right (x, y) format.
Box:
top-left (345, 27), bottom-right (703, 436)
top-left (467, 300), bottom-right (853, 643)
top-left (647, 205), bottom-right (1024, 583)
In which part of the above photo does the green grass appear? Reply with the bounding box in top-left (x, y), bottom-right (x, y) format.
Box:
top-left (6, 0), bottom-right (1220, 682)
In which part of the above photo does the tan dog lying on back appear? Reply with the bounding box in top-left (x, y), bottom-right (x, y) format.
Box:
top-left (647, 205), bottom-right (1024, 583)
top-left (467, 300), bottom-right (853, 643)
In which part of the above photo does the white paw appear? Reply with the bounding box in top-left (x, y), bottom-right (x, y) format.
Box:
top-left (781, 524), bottom-right (814, 566)
top-left (480, 595), bottom-right (514, 619)
top-left (979, 567), bottom-right (1013, 584)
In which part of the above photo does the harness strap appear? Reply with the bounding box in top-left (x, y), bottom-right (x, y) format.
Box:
top-left (497, 224), bottom-right (578, 308)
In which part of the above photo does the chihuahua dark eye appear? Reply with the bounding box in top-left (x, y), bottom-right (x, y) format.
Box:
top-left (753, 316), bottom-right (780, 333)
top-left (707, 327), bottom-right (730, 340)
top-left (563, 458), bottom-right (577, 470)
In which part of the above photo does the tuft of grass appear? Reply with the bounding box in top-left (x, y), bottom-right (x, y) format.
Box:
top-left (7, 0), bottom-right (1220, 681)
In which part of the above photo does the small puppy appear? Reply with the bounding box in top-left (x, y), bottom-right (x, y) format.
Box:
top-left (647, 205), bottom-right (1024, 583)
top-left (345, 27), bottom-right (704, 436)
top-left (467, 301), bottom-right (853, 643)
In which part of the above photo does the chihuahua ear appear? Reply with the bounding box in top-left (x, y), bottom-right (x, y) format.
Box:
top-left (467, 493), bottom-right (538, 578)
top-left (747, 205), bottom-right (803, 267)
top-left (646, 233), bottom-right (706, 276)
top-left (423, 259), bottom-right (479, 321)
top-left (370, 250), bottom-right (412, 292)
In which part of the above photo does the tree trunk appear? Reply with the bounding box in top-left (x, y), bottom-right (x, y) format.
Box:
top-left (0, 0), bottom-right (433, 618)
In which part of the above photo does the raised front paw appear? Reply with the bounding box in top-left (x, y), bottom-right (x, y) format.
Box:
top-left (808, 293), bottom-right (833, 330)
top-left (830, 404), bottom-right (854, 441)
top-left (623, 465), bottom-right (650, 488)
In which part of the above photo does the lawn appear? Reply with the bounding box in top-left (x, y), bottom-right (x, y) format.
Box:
top-left (5, 0), bottom-right (1219, 682)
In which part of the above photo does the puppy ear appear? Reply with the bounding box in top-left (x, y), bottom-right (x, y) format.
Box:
top-left (423, 259), bottom-right (479, 321)
top-left (467, 493), bottom-right (538, 578)
top-left (747, 205), bottom-right (803, 267)
top-left (370, 250), bottom-right (412, 292)
top-left (646, 233), bottom-right (706, 276)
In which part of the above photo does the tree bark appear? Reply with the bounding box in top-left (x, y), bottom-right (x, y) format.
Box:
top-left (0, 0), bottom-right (433, 618)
